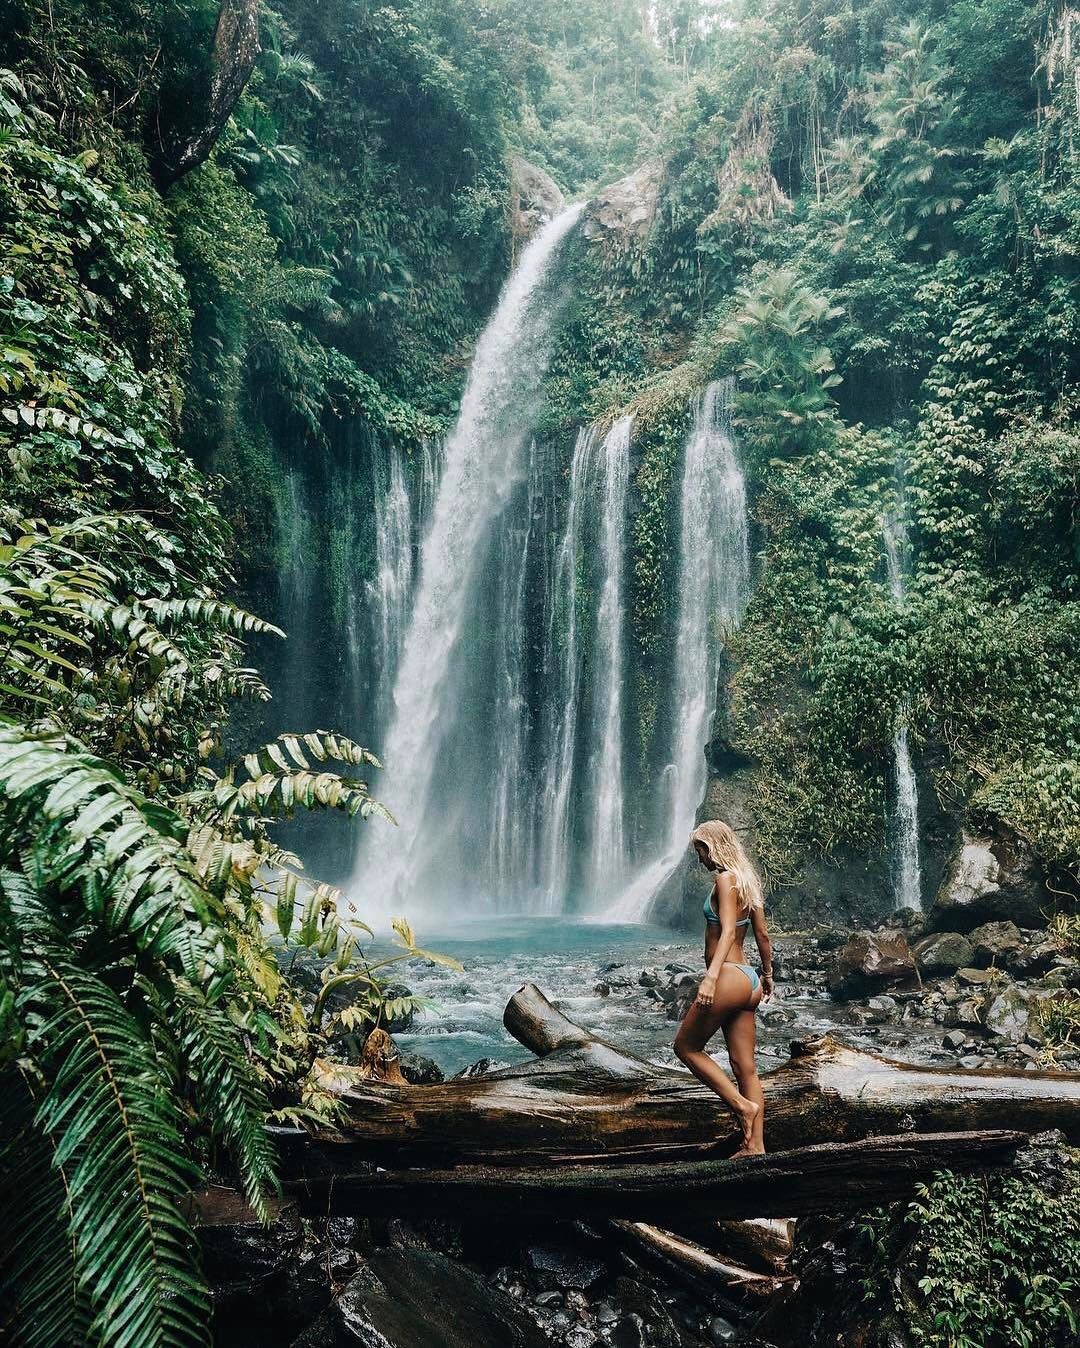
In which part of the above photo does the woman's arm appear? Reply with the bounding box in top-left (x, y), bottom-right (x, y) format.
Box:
top-left (751, 907), bottom-right (774, 1001)
top-left (696, 874), bottom-right (738, 1007)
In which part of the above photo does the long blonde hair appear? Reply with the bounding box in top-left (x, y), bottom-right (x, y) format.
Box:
top-left (690, 820), bottom-right (764, 913)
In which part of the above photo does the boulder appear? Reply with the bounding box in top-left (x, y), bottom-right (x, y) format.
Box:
top-left (930, 831), bottom-right (1048, 930)
top-left (984, 987), bottom-right (1030, 1042)
top-left (968, 920), bottom-right (1023, 967)
top-left (524, 1242), bottom-right (606, 1293)
top-left (293, 1248), bottom-right (548, 1348)
top-left (509, 156), bottom-right (565, 243)
top-left (1013, 940), bottom-right (1062, 976)
top-left (828, 930), bottom-right (916, 999)
top-left (582, 159), bottom-right (663, 243)
top-left (399, 1052), bottom-right (444, 1085)
top-left (914, 931), bottom-right (974, 975)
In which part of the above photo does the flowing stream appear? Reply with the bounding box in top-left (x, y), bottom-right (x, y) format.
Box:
top-left (883, 489), bottom-right (922, 912)
top-left (605, 380), bottom-right (750, 920)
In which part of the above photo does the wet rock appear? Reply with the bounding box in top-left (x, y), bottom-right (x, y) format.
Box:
top-left (454, 1057), bottom-right (508, 1078)
top-left (867, 994), bottom-right (899, 1023)
top-left (931, 831), bottom-right (1047, 930)
top-left (914, 930), bottom-right (974, 974)
top-left (534, 1291), bottom-right (563, 1308)
top-left (565, 1327), bottom-right (598, 1348)
top-left (709, 1316), bottom-right (738, 1345)
top-left (638, 969), bottom-right (661, 988)
top-left (524, 1242), bottom-right (606, 1293)
top-left (612, 1313), bottom-right (646, 1348)
top-left (969, 920), bottom-right (1023, 967)
top-left (293, 1248), bottom-right (548, 1347)
top-left (942, 1028), bottom-right (967, 1050)
top-left (594, 981), bottom-right (611, 997)
top-left (960, 1054), bottom-right (984, 1068)
top-left (1013, 940), bottom-right (1061, 976)
top-left (956, 966), bottom-right (996, 986)
top-left (509, 156), bottom-right (565, 241)
top-left (196, 1190), bottom-right (302, 1297)
top-left (944, 999), bottom-right (984, 1030)
top-left (984, 987), bottom-right (1030, 1041)
top-left (828, 930), bottom-right (916, 999)
top-left (399, 1052), bottom-right (444, 1084)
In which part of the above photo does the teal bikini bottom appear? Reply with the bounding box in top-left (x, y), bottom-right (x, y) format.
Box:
top-left (730, 963), bottom-right (761, 996)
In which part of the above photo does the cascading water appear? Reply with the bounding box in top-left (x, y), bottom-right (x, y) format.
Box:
top-left (583, 415), bottom-right (633, 901)
top-left (883, 489), bottom-right (922, 912)
top-left (366, 449), bottom-right (414, 726)
top-left (535, 425), bottom-right (596, 909)
top-left (353, 204), bottom-right (584, 917)
top-left (604, 380), bottom-right (750, 921)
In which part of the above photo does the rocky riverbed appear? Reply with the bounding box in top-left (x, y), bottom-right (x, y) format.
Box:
top-left (209, 911), bottom-right (1077, 1347)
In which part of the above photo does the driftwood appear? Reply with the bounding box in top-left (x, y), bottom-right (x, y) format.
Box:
top-left (284, 1129), bottom-right (1025, 1223)
top-left (608, 1221), bottom-right (793, 1300)
top-left (712, 1218), bottom-right (795, 1274)
top-left (320, 983), bottom-right (1080, 1165)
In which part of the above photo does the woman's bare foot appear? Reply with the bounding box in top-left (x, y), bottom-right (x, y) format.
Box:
top-left (729, 1095), bottom-right (759, 1146)
top-left (730, 1141), bottom-right (766, 1158)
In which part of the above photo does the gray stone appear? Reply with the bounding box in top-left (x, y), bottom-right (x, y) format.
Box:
top-left (582, 159), bottom-right (663, 243)
top-left (594, 1302), bottom-right (618, 1325)
top-left (565, 1328), bottom-right (598, 1348)
top-left (957, 967), bottom-right (996, 986)
top-left (709, 1315), bottom-right (739, 1344)
top-left (969, 920), bottom-right (1023, 967)
top-left (524, 1243), bottom-right (606, 1293)
top-left (931, 831), bottom-right (1047, 930)
top-left (984, 987), bottom-right (1030, 1042)
top-left (959, 1055), bottom-right (984, 1068)
top-left (534, 1291), bottom-right (563, 1308)
top-left (942, 1029), bottom-right (967, 1050)
top-left (509, 157), bottom-right (564, 242)
top-left (398, 1052), bottom-right (444, 1085)
top-left (867, 994), bottom-right (899, 1022)
top-left (293, 1249), bottom-right (548, 1347)
top-left (829, 930), bottom-right (916, 999)
top-left (1013, 941), bottom-right (1062, 976)
top-left (944, 999), bottom-right (983, 1030)
top-left (914, 931), bottom-right (974, 974)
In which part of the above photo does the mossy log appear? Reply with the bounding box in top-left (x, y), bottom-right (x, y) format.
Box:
top-left (316, 983), bottom-right (1080, 1166)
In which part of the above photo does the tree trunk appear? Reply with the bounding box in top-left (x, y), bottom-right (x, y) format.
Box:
top-left (319, 984), bottom-right (1080, 1165)
top-left (283, 1129), bottom-right (1026, 1223)
top-left (164, 0), bottom-right (261, 183)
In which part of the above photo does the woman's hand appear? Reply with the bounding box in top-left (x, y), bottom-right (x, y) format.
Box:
top-left (761, 972), bottom-right (775, 1002)
top-left (696, 973), bottom-right (717, 1008)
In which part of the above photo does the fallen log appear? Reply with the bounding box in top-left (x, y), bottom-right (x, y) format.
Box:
top-left (319, 984), bottom-right (1080, 1164)
top-left (712, 1218), bottom-right (795, 1274)
top-left (284, 1129), bottom-right (1025, 1223)
top-left (609, 1221), bottom-right (792, 1301)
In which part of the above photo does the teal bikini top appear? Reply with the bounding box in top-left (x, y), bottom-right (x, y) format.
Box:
top-left (703, 872), bottom-right (750, 928)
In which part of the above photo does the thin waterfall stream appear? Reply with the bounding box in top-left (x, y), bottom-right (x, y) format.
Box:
top-left (604, 380), bottom-right (750, 921)
top-left (883, 487), bottom-right (923, 912)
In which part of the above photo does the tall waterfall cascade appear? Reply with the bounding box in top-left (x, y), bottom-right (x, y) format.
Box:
top-left (352, 204), bottom-right (584, 916)
top-left (603, 380), bottom-right (750, 921)
top-left (883, 492), bottom-right (923, 912)
top-left (353, 231), bottom-right (752, 924)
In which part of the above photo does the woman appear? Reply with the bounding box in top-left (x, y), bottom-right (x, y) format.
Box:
top-left (673, 820), bottom-right (773, 1156)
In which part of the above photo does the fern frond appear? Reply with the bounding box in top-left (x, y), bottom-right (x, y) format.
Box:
top-left (17, 925), bottom-right (211, 1348)
top-left (166, 987), bottom-right (277, 1222)
top-left (0, 725), bottom-right (226, 980)
top-left (0, 1068), bottom-right (89, 1348)
top-left (140, 597), bottom-right (284, 639)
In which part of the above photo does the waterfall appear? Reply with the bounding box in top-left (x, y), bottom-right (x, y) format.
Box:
top-left (583, 416), bottom-right (633, 900)
top-left (604, 380), bottom-right (749, 921)
top-left (353, 204), bottom-right (584, 916)
top-left (536, 425), bottom-right (597, 909)
top-left (366, 449), bottom-right (414, 726)
top-left (883, 489), bottom-right (922, 912)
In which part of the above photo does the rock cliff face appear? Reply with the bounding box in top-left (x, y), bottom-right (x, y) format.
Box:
top-left (930, 831), bottom-right (1049, 930)
top-left (581, 158), bottom-right (663, 242)
top-left (508, 157), bottom-right (565, 245)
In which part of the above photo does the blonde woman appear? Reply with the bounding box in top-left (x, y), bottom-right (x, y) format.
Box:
top-left (673, 820), bottom-right (773, 1156)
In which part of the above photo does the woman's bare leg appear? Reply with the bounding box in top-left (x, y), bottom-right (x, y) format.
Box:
top-left (723, 1008), bottom-right (764, 1156)
top-left (673, 968), bottom-right (761, 1144)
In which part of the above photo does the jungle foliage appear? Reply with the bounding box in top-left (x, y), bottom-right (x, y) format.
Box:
top-left (557, 0), bottom-right (1080, 894)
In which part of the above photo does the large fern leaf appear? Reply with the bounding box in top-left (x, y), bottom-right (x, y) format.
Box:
top-left (0, 725), bottom-right (226, 981)
top-left (17, 928), bottom-right (211, 1347)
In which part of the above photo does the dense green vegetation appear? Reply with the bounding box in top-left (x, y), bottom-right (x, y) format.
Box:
top-left (1, 0), bottom-right (1079, 1344)
top-left (552, 0), bottom-right (1080, 898)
